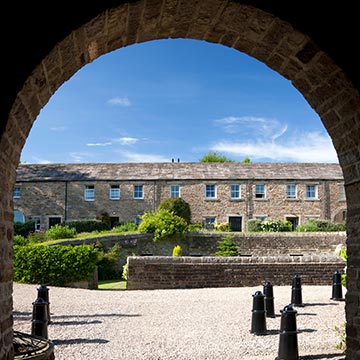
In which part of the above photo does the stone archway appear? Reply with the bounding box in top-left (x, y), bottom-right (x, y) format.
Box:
top-left (1, 1), bottom-right (360, 359)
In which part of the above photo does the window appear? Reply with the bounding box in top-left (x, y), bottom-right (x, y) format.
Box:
top-left (255, 184), bottom-right (266, 199)
top-left (230, 184), bottom-right (241, 199)
top-left (84, 185), bottom-right (95, 201)
top-left (204, 217), bottom-right (216, 229)
top-left (13, 186), bottom-right (21, 199)
top-left (34, 217), bottom-right (41, 232)
top-left (306, 185), bottom-right (317, 199)
top-left (205, 185), bottom-right (216, 199)
top-left (133, 185), bottom-right (143, 199)
top-left (170, 185), bottom-right (180, 198)
top-left (255, 215), bottom-right (267, 222)
top-left (286, 184), bottom-right (297, 199)
top-left (134, 215), bottom-right (142, 224)
top-left (14, 210), bottom-right (25, 223)
top-left (109, 185), bottom-right (120, 200)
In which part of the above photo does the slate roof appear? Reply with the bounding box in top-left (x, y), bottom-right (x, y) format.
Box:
top-left (16, 162), bottom-right (344, 182)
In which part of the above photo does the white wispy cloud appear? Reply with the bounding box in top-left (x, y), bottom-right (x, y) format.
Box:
top-left (120, 151), bottom-right (169, 162)
top-left (29, 157), bottom-right (52, 164)
top-left (114, 137), bottom-right (139, 145)
top-left (214, 115), bottom-right (287, 140)
top-left (211, 132), bottom-right (338, 163)
top-left (86, 142), bottom-right (112, 147)
top-left (69, 152), bottom-right (95, 163)
top-left (107, 96), bottom-right (131, 107)
top-left (50, 126), bottom-right (66, 132)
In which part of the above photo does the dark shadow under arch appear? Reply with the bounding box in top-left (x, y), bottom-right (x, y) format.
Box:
top-left (1, 2), bottom-right (360, 359)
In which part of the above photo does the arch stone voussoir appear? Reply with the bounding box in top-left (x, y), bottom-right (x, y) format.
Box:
top-left (1, 1), bottom-right (360, 358)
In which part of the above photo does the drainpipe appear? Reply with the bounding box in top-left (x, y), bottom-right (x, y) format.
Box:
top-left (64, 181), bottom-right (68, 223)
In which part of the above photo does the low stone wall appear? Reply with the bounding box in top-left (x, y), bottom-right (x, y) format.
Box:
top-left (55, 231), bottom-right (347, 272)
top-left (126, 255), bottom-right (346, 290)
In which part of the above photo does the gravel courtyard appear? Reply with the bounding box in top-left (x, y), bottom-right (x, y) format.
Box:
top-left (13, 283), bottom-right (346, 360)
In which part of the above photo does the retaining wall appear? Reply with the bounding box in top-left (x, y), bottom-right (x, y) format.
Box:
top-left (126, 255), bottom-right (346, 290)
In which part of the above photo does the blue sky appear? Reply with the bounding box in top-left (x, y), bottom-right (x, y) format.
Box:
top-left (21, 38), bottom-right (338, 164)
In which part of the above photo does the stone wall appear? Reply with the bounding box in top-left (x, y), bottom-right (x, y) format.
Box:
top-left (54, 231), bottom-right (346, 273)
top-left (14, 177), bottom-right (346, 232)
top-left (2, 1), bottom-right (360, 358)
top-left (126, 255), bottom-right (346, 290)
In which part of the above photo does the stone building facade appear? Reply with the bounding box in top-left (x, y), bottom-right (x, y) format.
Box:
top-left (14, 162), bottom-right (346, 232)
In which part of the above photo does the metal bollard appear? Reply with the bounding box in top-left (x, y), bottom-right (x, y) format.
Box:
top-left (291, 274), bottom-right (304, 307)
top-left (37, 284), bottom-right (51, 322)
top-left (275, 304), bottom-right (299, 360)
top-left (263, 280), bottom-right (276, 318)
top-left (31, 297), bottom-right (49, 339)
top-left (250, 290), bottom-right (267, 335)
top-left (331, 269), bottom-right (345, 301)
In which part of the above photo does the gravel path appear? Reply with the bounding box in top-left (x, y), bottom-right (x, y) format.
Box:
top-left (13, 283), bottom-right (346, 360)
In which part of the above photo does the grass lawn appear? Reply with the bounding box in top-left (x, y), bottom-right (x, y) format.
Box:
top-left (98, 279), bottom-right (127, 290)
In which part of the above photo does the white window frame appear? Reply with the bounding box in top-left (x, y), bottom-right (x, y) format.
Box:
top-left (255, 184), bottom-right (266, 199)
top-left (109, 185), bottom-right (120, 200)
top-left (205, 184), bottom-right (217, 199)
top-left (133, 185), bottom-right (144, 199)
top-left (339, 183), bottom-right (346, 201)
top-left (170, 185), bottom-right (180, 198)
top-left (306, 185), bottom-right (317, 199)
top-left (286, 184), bottom-right (297, 199)
top-left (13, 186), bottom-right (21, 199)
top-left (230, 184), bottom-right (241, 199)
top-left (34, 217), bottom-right (41, 232)
top-left (84, 185), bottom-right (95, 201)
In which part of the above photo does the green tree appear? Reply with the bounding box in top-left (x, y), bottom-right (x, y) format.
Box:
top-left (199, 151), bottom-right (236, 163)
top-left (157, 197), bottom-right (191, 224)
top-left (138, 209), bottom-right (188, 242)
top-left (215, 235), bottom-right (239, 256)
top-left (242, 156), bottom-right (251, 163)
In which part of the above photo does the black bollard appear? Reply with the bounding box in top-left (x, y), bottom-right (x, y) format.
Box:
top-left (263, 280), bottom-right (276, 318)
top-left (291, 274), bottom-right (304, 307)
top-left (275, 304), bottom-right (299, 360)
top-left (331, 270), bottom-right (345, 301)
top-left (31, 297), bottom-right (49, 339)
top-left (250, 290), bottom-right (267, 335)
top-left (37, 284), bottom-right (51, 322)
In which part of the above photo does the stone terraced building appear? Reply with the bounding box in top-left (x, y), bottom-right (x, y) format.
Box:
top-left (13, 162), bottom-right (347, 232)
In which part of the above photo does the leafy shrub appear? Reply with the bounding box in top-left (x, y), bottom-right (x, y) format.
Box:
top-left (45, 224), bottom-right (76, 240)
top-left (157, 198), bottom-right (191, 224)
top-left (67, 220), bottom-right (108, 233)
top-left (14, 235), bottom-right (29, 246)
top-left (261, 219), bottom-right (292, 232)
top-left (27, 232), bottom-right (47, 244)
top-left (13, 244), bottom-right (98, 286)
top-left (335, 244), bottom-right (347, 288)
top-left (96, 212), bottom-right (111, 230)
top-left (214, 222), bottom-right (230, 232)
top-left (215, 235), bottom-right (239, 256)
top-left (14, 220), bottom-right (35, 237)
top-left (187, 223), bottom-right (203, 232)
top-left (112, 222), bottom-right (138, 233)
top-left (122, 262), bottom-right (128, 281)
top-left (246, 219), bottom-right (263, 232)
top-left (138, 209), bottom-right (188, 242)
top-left (296, 219), bottom-right (346, 232)
top-left (94, 242), bottom-right (122, 280)
top-left (172, 245), bottom-right (183, 256)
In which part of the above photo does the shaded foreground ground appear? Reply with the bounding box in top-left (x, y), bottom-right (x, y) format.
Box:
top-left (13, 283), bottom-right (346, 360)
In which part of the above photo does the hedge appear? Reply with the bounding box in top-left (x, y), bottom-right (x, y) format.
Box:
top-left (13, 245), bottom-right (98, 286)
